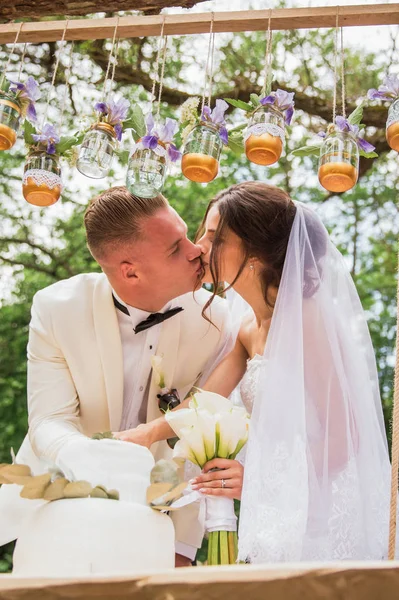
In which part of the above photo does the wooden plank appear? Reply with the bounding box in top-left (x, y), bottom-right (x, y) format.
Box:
top-left (0, 4), bottom-right (398, 43)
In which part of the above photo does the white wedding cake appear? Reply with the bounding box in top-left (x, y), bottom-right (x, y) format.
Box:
top-left (12, 439), bottom-right (175, 576)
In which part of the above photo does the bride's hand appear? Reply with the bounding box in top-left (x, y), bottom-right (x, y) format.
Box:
top-left (113, 423), bottom-right (155, 448)
top-left (190, 458), bottom-right (244, 500)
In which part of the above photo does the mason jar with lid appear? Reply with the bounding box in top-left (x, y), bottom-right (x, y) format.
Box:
top-left (0, 94), bottom-right (21, 151)
top-left (181, 122), bottom-right (222, 183)
top-left (244, 104), bottom-right (285, 166)
top-left (318, 130), bottom-right (359, 193)
top-left (22, 151), bottom-right (62, 206)
top-left (126, 143), bottom-right (167, 198)
top-left (77, 122), bottom-right (117, 178)
top-left (386, 98), bottom-right (399, 152)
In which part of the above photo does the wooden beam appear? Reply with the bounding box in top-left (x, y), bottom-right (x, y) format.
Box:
top-left (0, 4), bottom-right (398, 44)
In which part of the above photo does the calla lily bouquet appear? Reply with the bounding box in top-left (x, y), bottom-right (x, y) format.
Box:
top-left (291, 102), bottom-right (378, 159)
top-left (0, 76), bottom-right (41, 122)
top-left (180, 97), bottom-right (229, 146)
top-left (165, 389), bottom-right (250, 565)
top-left (132, 113), bottom-right (182, 162)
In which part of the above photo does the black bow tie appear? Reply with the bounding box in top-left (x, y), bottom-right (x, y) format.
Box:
top-left (112, 295), bottom-right (184, 334)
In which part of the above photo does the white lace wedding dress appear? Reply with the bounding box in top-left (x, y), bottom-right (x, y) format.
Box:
top-left (238, 354), bottom-right (392, 563)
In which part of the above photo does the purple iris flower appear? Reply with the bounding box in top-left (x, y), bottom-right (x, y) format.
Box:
top-left (330, 116), bottom-right (375, 153)
top-left (94, 96), bottom-right (130, 141)
top-left (160, 118), bottom-right (178, 143)
top-left (367, 75), bottom-right (399, 102)
top-left (167, 143), bottom-right (182, 162)
top-left (107, 97), bottom-right (130, 124)
top-left (141, 135), bottom-right (159, 150)
top-left (200, 99), bottom-right (229, 144)
top-left (260, 89), bottom-right (295, 125)
top-left (94, 102), bottom-right (108, 115)
top-left (9, 76), bottom-right (41, 123)
top-left (139, 113), bottom-right (181, 161)
top-left (32, 123), bottom-right (60, 155)
top-left (114, 123), bottom-right (123, 142)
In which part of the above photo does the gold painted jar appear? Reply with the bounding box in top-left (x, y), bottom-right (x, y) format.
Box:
top-left (182, 122), bottom-right (222, 183)
top-left (244, 104), bottom-right (285, 166)
top-left (0, 95), bottom-right (21, 151)
top-left (318, 130), bottom-right (359, 193)
top-left (22, 151), bottom-right (62, 206)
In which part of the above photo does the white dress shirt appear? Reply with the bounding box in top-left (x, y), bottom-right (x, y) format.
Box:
top-left (113, 290), bottom-right (196, 561)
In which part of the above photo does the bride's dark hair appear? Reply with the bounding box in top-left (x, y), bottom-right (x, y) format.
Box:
top-left (196, 181), bottom-right (298, 311)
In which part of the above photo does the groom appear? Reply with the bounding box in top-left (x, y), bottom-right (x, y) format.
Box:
top-left (0, 186), bottom-right (231, 566)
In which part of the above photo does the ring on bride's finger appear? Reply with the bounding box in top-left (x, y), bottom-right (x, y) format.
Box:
top-left (221, 479), bottom-right (226, 488)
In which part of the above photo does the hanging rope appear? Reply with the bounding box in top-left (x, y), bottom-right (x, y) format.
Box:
top-left (332, 7), bottom-right (339, 124)
top-left (340, 25), bottom-right (346, 119)
top-left (59, 41), bottom-right (75, 131)
top-left (17, 42), bottom-right (28, 81)
top-left (155, 35), bottom-right (168, 121)
top-left (261, 9), bottom-right (273, 98)
top-left (41, 20), bottom-right (69, 128)
top-left (201, 12), bottom-right (215, 115)
top-left (207, 25), bottom-right (216, 108)
top-left (102, 16), bottom-right (119, 102)
top-left (388, 251), bottom-right (399, 559)
top-left (107, 36), bottom-right (120, 102)
top-left (150, 16), bottom-right (166, 107)
top-left (0, 22), bottom-right (23, 89)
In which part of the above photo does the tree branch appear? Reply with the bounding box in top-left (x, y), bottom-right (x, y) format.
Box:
top-left (0, 237), bottom-right (75, 276)
top-left (86, 42), bottom-right (389, 129)
top-left (0, 0), bottom-right (207, 21)
top-left (0, 255), bottom-right (59, 279)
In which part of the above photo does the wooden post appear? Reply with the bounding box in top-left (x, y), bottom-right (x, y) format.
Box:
top-left (0, 4), bottom-right (398, 43)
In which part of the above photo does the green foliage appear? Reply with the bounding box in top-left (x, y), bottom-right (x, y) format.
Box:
top-left (0, 10), bottom-right (398, 572)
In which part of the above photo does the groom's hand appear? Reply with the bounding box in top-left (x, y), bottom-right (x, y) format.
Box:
top-left (190, 458), bottom-right (244, 500)
top-left (113, 423), bottom-right (155, 448)
top-left (175, 553), bottom-right (193, 567)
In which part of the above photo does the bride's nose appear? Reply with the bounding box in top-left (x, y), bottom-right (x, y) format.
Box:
top-left (197, 235), bottom-right (211, 256)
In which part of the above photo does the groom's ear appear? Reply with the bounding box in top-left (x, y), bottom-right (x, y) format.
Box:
top-left (120, 261), bottom-right (139, 281)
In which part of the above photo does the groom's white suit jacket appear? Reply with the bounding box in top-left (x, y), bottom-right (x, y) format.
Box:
top-left (0, 273), bottom-right (230, 549)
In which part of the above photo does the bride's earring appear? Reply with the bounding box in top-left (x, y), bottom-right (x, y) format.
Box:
top-left (249, 263), bottom-right (254, 271)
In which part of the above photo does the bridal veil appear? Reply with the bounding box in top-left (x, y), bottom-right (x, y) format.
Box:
top-left (237, 202), bottom-right (392, 562)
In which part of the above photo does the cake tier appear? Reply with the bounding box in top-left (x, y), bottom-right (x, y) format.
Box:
top-left (13, 498), bottom-right (175, 576)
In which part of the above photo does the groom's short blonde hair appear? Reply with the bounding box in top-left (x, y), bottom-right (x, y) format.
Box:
top-left (84, 186), bottom-right (168, 260)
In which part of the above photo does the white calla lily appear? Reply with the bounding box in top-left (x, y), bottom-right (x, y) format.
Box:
top-left (151, 355), bottom-right (166, 388)
top-left (178, 425), bottom-right (208, 468)
top-left (190, 390), bottom-right (232, 414)
top-left (173, 439), bottom-right (198, 466)
top-left (165, 408), bottom-right (198, 438)
top-left (196, 409), bottom-right (217, 461)
top-left (216, 410), bottom-right (250, 458)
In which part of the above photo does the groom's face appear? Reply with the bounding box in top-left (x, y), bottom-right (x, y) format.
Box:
top-left (126, 205), bottom-right (203, 301)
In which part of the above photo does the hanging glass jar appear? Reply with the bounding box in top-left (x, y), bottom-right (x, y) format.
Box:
top-left (76, 122), bottom-right (117, 178)
top-left (318, 130), bottom-right (359, 193)
top-left (0, 95), bottom-right (21, 151)
top-left (182, 122), bottom-right (222, 183)
top-left (126, 142), bottom-right (167, 198)
top-left (22, 151), bottom-right (62, 206)
top-left (244, 104), bottom-right (285, 166)
top-left (386, 98), bottom-right (399, 152)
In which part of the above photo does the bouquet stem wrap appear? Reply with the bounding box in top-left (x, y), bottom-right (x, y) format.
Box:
top-left (165, 390), bottom-right (249, 566)
top-left (205, 495), bottom-right (237, 565)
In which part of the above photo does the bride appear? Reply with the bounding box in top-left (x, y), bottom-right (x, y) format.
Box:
top-left (120, 181), bottom-right (392, 562)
